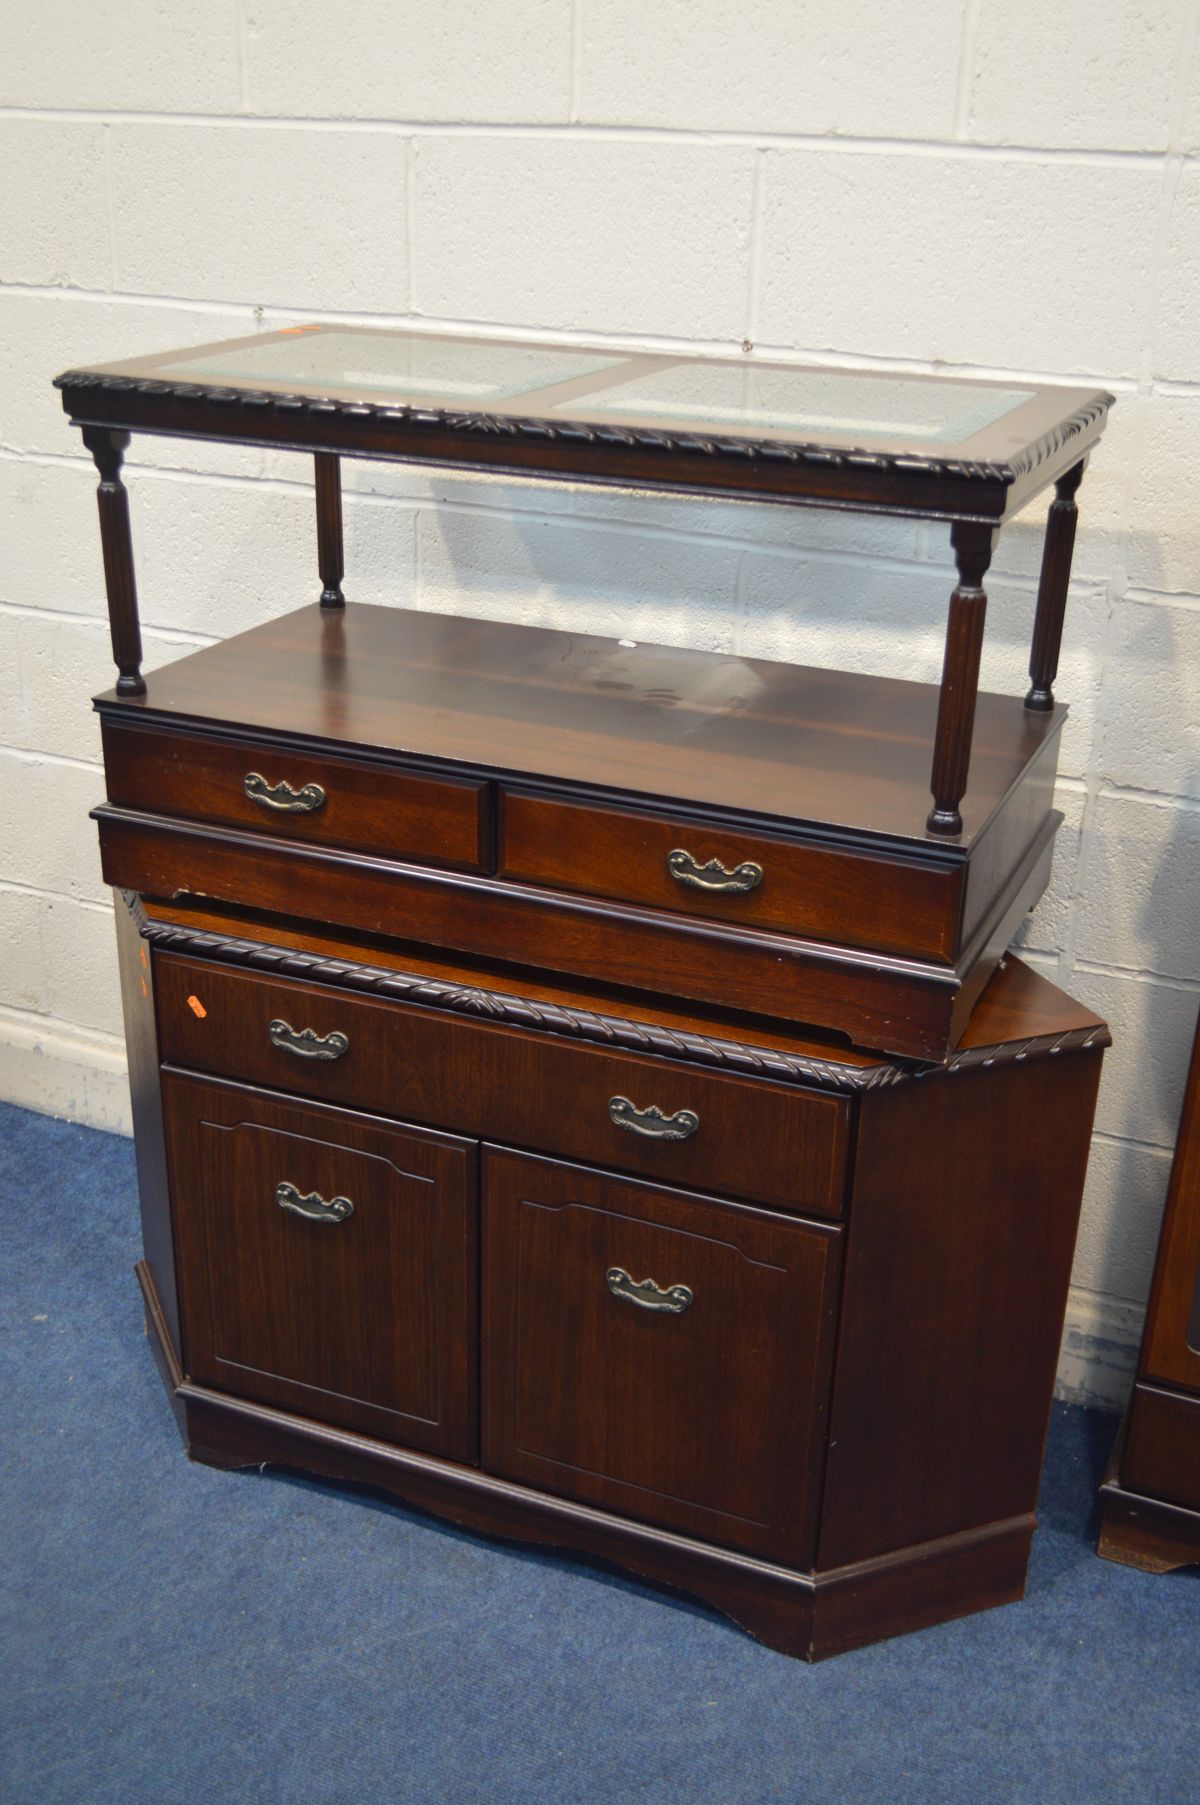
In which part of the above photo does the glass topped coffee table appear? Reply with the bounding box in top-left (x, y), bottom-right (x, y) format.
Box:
top-left (55, 324), bottom-right (1112, 836)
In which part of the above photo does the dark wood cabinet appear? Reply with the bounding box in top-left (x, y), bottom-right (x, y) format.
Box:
top-left (1099, 1008), bottom-right (1200, 1569)
top-left (120, 890), bottom-right (1104, 1660)
top-left (61, 324), bottom-right (1113, 1659)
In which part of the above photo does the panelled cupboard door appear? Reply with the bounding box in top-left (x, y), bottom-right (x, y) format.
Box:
top-left (481, 1148), bottom-right (841, 1565)
top-left (163, 1073), bottom-right (477, 1458)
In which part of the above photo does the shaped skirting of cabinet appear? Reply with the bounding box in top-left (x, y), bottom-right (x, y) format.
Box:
top-left (480, 1148), bottom-right (841, 1564)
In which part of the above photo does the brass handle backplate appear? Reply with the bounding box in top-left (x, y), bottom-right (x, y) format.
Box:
top-left (269, 1018), bottom-right (349, 1061)
top-left (667, 848), bottom-right (763, 894)
top-left (608, 1096), bottom-right (699, 1141)
top-left (244, 771), bottom-right (327, 815)
top-left (607, 1267), bottom-right (694, 1315)
top-left (275, 1181), bottom-right (354, 1225)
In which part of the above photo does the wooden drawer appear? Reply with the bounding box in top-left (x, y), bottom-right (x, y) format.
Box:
top-left (163, 1072), bottom-right (477, 1455)
top-left (481, 1149), bottom-right (841, 1563)
top-left (1123, 1384), bottom-right (1200, 1514)
top-left (102, 719), bottom-right (489, 871)
top-left (500, 789), bottom-right (960, 962)
top-left (155, 953), bottom-right (850, 1220)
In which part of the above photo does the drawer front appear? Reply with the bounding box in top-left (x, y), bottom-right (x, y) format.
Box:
top-left (500, 790), bottom-right (959, 962)
top-left (1123, 1384), bottom-right (1200, 1513)
top-left (156, 954), bottom-right (850, 1220)
top-left (163, 1072), bottom-right (477, 1456)
top-left (102, 720), bottom-right (489, 871)
top-left (99, 808), bottom-right (961, 1058)
top-left (481, 1149), bottom-right (841, 1563)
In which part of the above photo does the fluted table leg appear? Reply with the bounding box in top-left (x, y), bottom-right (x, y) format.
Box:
top-left (1025, 459), bottom-right (1085, 711)
top-left (927, 521), bottom-right (997, 837)
top-left (82, 425), bottom-right (145, 697)
top-left (315, 452), bottom-right (346, 609)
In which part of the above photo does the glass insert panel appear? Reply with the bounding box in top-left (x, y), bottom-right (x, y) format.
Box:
top-left (156, 329), bottom-right (627, 403)
top-left (555, 363), bottom-right (1034, 445)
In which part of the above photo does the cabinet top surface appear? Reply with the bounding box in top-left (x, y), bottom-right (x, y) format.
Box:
top-left (57, 324), bottom-right (1112, 519)
top-left (97, 601), bottom-right (1062, 850)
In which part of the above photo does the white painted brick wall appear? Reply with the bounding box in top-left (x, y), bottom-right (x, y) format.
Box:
top-left (1, 0), bottom-right (1197, 1407)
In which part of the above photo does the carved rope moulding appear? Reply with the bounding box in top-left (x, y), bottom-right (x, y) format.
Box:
top-left (55, 372), bottom-right (1112, 488)
top-left (125, 895), bottom-right (1110, 1093)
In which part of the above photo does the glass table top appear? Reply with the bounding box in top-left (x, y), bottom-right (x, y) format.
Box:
top-left (81, 324), bottom-right (1062, 456)
top-left (169, 328), bottom-right (628, 405)
top-left (550, 363), bottom-right (1035, 446)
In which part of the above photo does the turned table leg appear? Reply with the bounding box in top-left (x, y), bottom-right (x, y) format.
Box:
top-left (314, 451), bottom-right (346, 609)
top-left (927, 521), bottom-right (997, 837)
top-left (82, 425), bottom-right (145, 697)
top-left (1025, 458), bottom-right (1085, 711)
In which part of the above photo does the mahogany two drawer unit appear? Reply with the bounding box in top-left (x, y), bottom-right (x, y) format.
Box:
top-left (94, 601), bottom-right (1067, 1063)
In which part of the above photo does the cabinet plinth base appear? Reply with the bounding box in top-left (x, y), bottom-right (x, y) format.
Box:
top-left (137, 1260), bottom-right (1031, 1660)
top-left (1097, 1478), bottom-right (1200, 1574)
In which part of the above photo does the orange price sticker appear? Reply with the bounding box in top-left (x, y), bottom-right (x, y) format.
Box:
top-left (186, 995), bottom-right (208, 1019)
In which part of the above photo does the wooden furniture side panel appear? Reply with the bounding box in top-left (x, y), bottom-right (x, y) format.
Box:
top-left (102, 719), bottom-right (491, 872)
top-left (1139, 1009), bottom-right (1200, 1393)
top-left (98, 808), bottom-right (961, 1059)
top-left (958, 730), bottom-right (1061, 950)
top-left (162, 1072), bottom-right (478, 1458)
top-left (481, 1148), bottom-right (842, 1565)
top-left (499, 789), bottom-right (962, 962)
top-left (154, 953), bottom-right (850, 1218)
top-left (817, 1049), bottom-right (1103, 1569)
top-left (114, 894), bottom-right (182, 1354)
top-left (1121, 1383), bottom-right (1200, 1513)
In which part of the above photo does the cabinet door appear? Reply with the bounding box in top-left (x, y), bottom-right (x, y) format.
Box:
top-left (481, 1148), bottom-right (841, 1565)
top-left (1141, 1011), bottom-right (1200, 1394)
top-left (164, 1073), bottom-right (477, 1457)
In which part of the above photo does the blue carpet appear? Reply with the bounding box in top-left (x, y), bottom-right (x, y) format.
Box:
top-left (2, 1099), bottom-right (1196, 1805)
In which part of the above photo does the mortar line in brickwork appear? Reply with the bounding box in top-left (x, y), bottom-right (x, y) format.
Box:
top-left (731, 549), bottom-right (750, 657)
top-left (9, 279), bottom-right (1146, 392)
top-left (0, 744), bottom-right (102, 778)
top-left (1093, 783), bottom-right (1200, 815)
top-left (568, 0), bottom-right (583, 124)
top-left (0, 597), bottom-right (217, 652)
top-left (1122, 588), bottom-right (1200, 613)
top-left (100, 122), bottom-right (118, 294)
top-left (952, 0), bottom-right (981, 140)
top-left (1073, 960), bottom-right (1200, 996)
top-left (403, 137), bottom-right (416, 315)
top-left (0, 283), bottom-right (261, 321)
top-left (0, 1002), bottom-right (126, 1050)
top-left (0, 105), bottom-right (1185, 167)
top-left (235, 0), bottom-right (250, 116)
top-left (0, 446), bottom-right (949, 575)
top-left (0, 876), bottom-right (112, 914)
top-left (1166, 2), bottom-right (1200, 153)
top-left (744, 148), bottom-right (766, 344)
top-left (1089, 1127), bottom-right (1178, 1158)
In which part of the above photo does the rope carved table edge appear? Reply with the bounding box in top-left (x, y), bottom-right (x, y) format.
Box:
top-left (124, 894), bottom-right (1110, 1094)
top-left (56, 372), bottom-right (1112, 488)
